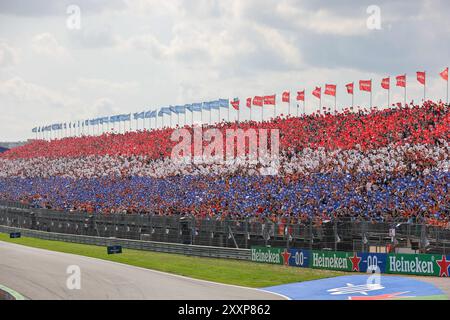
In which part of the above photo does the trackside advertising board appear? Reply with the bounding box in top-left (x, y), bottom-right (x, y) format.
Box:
top-left (251, 247), bottom-right (282, 265)
top-left (250, 246), bottom-right (450, 277)
top-left (386, 253), bottom-right (450, 277)
top-left (310, 251), bottom-right (353, 271)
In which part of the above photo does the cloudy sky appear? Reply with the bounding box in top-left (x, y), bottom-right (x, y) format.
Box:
top-left (0, 0), bottom-right (449, 141)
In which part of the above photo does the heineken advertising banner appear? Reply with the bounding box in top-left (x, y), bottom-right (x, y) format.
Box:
top-left (310, 251), bottom-right (353, 272)
top-left (386, 253), bottom-right (450, 277)
top-left (250, 246), bottom-right (450, 277)
top-left (251, 247), bottom-right (282, 265)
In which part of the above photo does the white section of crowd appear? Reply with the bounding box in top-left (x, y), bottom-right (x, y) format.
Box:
top-left (0, 141), bottom-right (448, 179)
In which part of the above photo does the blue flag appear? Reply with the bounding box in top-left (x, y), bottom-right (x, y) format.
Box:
top-left (202, 102), bottom-right (211, 111)
top-left (134, 111), bottom-right (145, 120)
top-left (174, 105), bottom-right (186, 114)
top-left (120, 114), bottom-right (131, 121)
top-left (186, 103), bottom-right (202, 112)
top-left (145, 110), bottom-right (157, 118)
top-left (158, 107), bottom-right (171, 117)
top-left (109, 115), bottom-right (120, 123)
top-left (219, 99), bottom-right (229, 108)
top-left (210, 100), bottom-right (221, 110)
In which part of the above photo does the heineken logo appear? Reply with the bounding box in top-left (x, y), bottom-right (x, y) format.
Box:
top-left (389, 256), bottom-right (434, 274)
top-left (251, 248), bottom-right (281, 264)
top-left (312, 252), bottom-right (349, 270)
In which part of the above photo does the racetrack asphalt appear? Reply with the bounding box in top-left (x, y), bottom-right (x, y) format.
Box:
top-left (0, 241), bottom-right (284, 300)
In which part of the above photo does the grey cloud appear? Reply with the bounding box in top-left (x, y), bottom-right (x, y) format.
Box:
top-left (0, 0), bottom-right (126, 16)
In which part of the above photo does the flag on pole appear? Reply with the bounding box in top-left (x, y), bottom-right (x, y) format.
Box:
top-left (253, 96), bottom-right (263, 106)
top-left (345, 83), bottom-right (354, 94)
top-left (381, 77), bottom-right (390, 90)
top-left (440, 67), bottom-right (449, 81)
top-left (439, 67), bottom-right (448, 104)
top-left (417, 71), bottom-right (426, 85)
top-left (246, 98), bottom-right (252, 108)
top-left (396, 74), bottom-right (407, 106)
top-left (263, 95), bottom-right (276, 105)
top-left (381, 77), bottom-right (391, 107)
top-left (396, 74), bottom-right (406, 87)
top-left (312, 87), bottom-right (321, 99)
top-left (324, 84), bottom-right (336, 96)
top-left (231, 99), bottom-right (240, 110)
top-left (145, 110), bottom-right (157, 118)
top-left (296, 90), bottom-right (305, 101)
top-left (359, 80), bottom-right (372, 92)
top-left (133, 111), bottom-right (145, 119)
top-left (282, 91), bottom-right (290, 103)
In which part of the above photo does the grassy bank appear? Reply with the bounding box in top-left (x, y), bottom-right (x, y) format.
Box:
top-left (0, 233), bottom-right (344, 288)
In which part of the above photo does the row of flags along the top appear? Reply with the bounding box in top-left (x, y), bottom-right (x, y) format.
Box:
top-left (32, 67), bottom-right (449, 136)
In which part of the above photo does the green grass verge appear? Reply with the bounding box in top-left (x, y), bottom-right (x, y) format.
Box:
top-left (0, 233), bottom-right (344, 288)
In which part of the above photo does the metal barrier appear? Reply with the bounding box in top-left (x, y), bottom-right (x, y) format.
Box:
top-left (0, 225), bottom-right (251, 260)
top-left (0, 204), bottom-right (449, 254)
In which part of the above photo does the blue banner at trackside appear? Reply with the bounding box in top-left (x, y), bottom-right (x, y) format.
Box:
top-left (358, 252), bottom-right (387, 273)
top-left (287, 248), bottom-right (310, 268)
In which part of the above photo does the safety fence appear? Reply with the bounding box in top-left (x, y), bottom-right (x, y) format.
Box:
top-left (0, 225), bottom-right (250, 260)
top-left (1, 202), bottom-right (449, 254)
top-left (1, 224), bottom-right (448, 278)
top-left (250, 246), bottom-right (450, 277)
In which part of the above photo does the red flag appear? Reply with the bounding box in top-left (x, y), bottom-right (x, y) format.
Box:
top-left (345, 83), bottom-right (354, 94)
top-left (231, 99), bottom-right (240, 110)
top-left (282, 91), bottom-right (290, 103)
top-left (359, 80), bottom-right (372, 92)
top-left (396, 74), bottom-right (406, 87)
top-left (296, 90), bottom-right (305, 101)
top-left (417, 71), bottom-right (426, 85)
top-left (324, 84), bottom-right (336, 97)
top-left (312, 87), bottom-right (321, 99)
top-left (263, 95), bottom-right (276, 105)
top-left (381, 77), bottom-right (390, 90)
top-left (246, 98), bottom-right (252, 108)
top-left (253, 96), bottom-right (263, 107)
top-left (440, 67), bottom-right (448, 81)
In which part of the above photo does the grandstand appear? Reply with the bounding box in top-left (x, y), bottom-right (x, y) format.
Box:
top-left (0, 101), bottom-right (448, 231)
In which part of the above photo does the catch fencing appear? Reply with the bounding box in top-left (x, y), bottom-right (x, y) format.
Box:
top-left (0, 202), bottom-right (449, 254)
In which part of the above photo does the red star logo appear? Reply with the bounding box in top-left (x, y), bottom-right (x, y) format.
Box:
top-left (436, 255), bottom-right (450, 277)
top-left (281, 249), bottom-right (291, 266)
top-left (349, 253), bottom-right (361, 272)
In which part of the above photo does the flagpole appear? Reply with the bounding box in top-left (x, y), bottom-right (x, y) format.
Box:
top-left (424, 71), bottom-right (426, 102)
top-left (288, 94), bottom-right (291, 117)
top-left (352, 91), bottom-right (354, 110)
top-left (334, 94), bottom-right (337, 114)
top-left (352, 83), bottom-right (354, 109)
top-left (447, 76), bottom-right (449, 104)
top-left (370, 79), bottom-right (373, 109)
top-left (273, 99), bottom-right (276, 120)
top-left (405, 84), bottom-right (407, 106)
top-left (388, 86), bottom-right (390, 108)
top-left (237, 106), bottom-right (240, 123)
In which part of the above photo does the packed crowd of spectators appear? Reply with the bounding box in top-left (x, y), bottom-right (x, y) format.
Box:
top-left (0, 101), bottom-right (448, 226)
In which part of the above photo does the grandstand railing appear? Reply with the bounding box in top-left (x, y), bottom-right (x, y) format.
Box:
top-left (0, 203), bottom-right (449, 254)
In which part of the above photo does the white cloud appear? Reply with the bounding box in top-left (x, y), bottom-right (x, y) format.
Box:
top-left (0, 76), bottom-right (75, 107)
top-left (0, 40), bottom-right (20, 68)
top-left (92, 97), bottom-right (118, 116)
top-left (31, 33), bottom-right (69, 58)
top-left (76, 78), bottom-right (140, 93)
